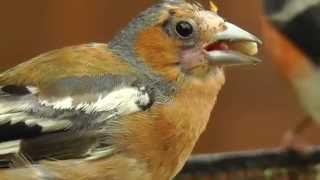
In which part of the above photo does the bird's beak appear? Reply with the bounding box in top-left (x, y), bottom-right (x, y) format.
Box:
top-left (204, 22), bottom-right (262, 66)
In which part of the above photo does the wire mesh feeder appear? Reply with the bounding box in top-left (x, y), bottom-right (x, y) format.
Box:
top-left (176, 147), bottom-right (320, 180)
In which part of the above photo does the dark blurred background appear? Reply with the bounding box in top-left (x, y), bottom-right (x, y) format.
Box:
top-left (0, 0), bottom-right (318, 154)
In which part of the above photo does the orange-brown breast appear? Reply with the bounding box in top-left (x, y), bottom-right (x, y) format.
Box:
top-left (261, 17), bottom-right (315, 79)
top-left (118, 70), bottom-right (226, 180)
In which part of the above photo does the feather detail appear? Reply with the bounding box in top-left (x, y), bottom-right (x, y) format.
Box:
top-left (0, 74), bottom-right (154, 165)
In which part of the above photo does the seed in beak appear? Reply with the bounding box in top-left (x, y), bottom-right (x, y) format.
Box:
top-left (228, 41), bottom-right (259, 56)
top-left (205, 41), bottom-right (259, 56)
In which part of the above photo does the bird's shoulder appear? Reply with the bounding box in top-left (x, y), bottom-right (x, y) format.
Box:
top-left (0, 43), bottom-right (157, 166)
top-left (0, 43), bottom-right (135, 86)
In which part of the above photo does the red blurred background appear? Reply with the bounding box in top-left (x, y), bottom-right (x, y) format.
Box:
top-left (0, 0), bottom-right (318, 154)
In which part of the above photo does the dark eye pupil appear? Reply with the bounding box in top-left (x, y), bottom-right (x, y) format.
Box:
top-left (176, 21), bottom-right (193, 38)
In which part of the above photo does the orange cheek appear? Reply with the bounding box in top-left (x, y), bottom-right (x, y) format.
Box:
top-left (134, 26), bottom-right (182, 81)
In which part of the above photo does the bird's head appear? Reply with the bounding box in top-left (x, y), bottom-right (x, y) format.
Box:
top-left (109, 0), bottom-right (262, 81)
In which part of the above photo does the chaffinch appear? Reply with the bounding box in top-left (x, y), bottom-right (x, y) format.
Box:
top-left (0, 0), bottom-right (261, 179)
top-left (263, 0), bottom-right (320, 149)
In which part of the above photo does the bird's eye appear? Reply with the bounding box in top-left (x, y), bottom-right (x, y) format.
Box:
top-left (175, 21), bottom-right (194, 38)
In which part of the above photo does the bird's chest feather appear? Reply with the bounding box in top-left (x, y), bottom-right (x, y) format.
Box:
top-left (120, 70), bottom-right (225, 180)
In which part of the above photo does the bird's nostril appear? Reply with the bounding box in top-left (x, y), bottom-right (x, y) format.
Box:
top-left (221, 23), bottom-right (227, 31)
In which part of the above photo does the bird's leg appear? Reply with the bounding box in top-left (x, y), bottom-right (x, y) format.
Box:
top-left (293, 116), bottom-right (314, 134)
top-left (281, 116), bottom-right (314, 151)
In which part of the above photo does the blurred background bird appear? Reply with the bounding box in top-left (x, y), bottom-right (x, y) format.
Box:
top-left (0, 0), bottom-right (261, 179)
top-left (262, 0), bottom-right (320, 148)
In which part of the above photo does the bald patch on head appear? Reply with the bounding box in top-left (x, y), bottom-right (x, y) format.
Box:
top-left (196, 10), bottom-right (225, 41)
top-left (165, 1), bottom-right (204, 17)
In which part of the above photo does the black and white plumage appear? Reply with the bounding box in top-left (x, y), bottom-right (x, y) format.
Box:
top-left (0, 75), bottom-right (154, 166)
top-left (264, 0), bottom-right (320, 64)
